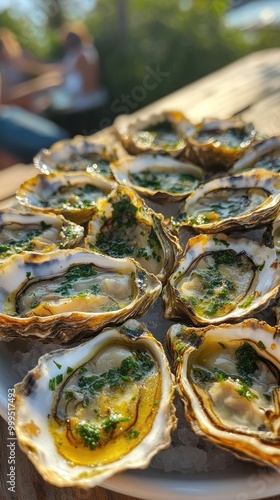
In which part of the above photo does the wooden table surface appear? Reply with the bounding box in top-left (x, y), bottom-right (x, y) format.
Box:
top-left (1, 48), bottom-right (280, 500)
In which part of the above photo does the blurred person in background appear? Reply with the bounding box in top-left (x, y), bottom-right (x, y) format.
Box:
top-left (0, 28), bottom-right (62, 113)
top-left (45, 22), bottom-right (108, 135)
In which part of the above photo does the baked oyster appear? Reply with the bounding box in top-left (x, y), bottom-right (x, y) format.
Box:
top-left (0, 209), bottom-right (83, 262)
top-left (231, 136), bottom-right (280, 175)
top-left (34, 136), bottom-right (117, 180)
top-left (110, 154), bottom-right (204, 203)
top-left (263, 212), bottom-right (280, 259)
top-left (0, 249), bottom-right (161, 342)
top-left (173, 169), bottom-right (280, 233)
top-left (162, 233), bottom-right (280, 325)
top-left (115, 111), bottom-right (193, 156)
top-left (16, 172), bottom-right (116, 224)
top-left (166, 319), bottom-right (280, 469)
top-left (186, 117), bottom-right (256, 169)
top-left (14, 319), bottom-right (176, 488)
top-left (85, 185), bottom-right (181, 283)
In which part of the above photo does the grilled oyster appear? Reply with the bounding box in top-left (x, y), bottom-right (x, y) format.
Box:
top-left (186, 117), bottom-right (256, 169)
top-left (0, 209), bottom-right (83, 262)
top-left (16, 172), bottom-right (116, 224)
top-left (231, 136), bottom-right (280, 175)
top-left (110, 154), bottom-right (204, 203)
top-left (0, 249), bottom-right (161, 342)
top-left (85, 185), bottom-right (181, 283)
top-left (166, 319), bottom-right (280, 469)
top-left (263, 212), bottom-right (280, 259)
top-left (173, 169), bottom-right (280, 233)
top-left (115, 111), bottom-right (193, 157)
top-left (14, 319), bottom-right (176, 488)
top-left (162, 233), bottom-right (280, 325)
top-left (34, 136), bottom-right (117, 180)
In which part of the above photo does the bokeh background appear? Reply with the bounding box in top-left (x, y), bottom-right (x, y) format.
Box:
top-left (0, 0), bottom-right (279, 130)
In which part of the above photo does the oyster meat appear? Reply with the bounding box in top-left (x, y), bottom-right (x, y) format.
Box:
top-left (186, 117), bottom-right (256, 169)
top-left (110, 154), bottom-right (204, 203)
top-left (166, 319), bottom-right (280, 469)
top-left (16, 172), bottom-right (116, 224)
top-left (115, 111), bottom-right (193, 156)
top-left (34, 136), bottom-right (117, 179)
top-left (162, 233), bottom-right (280, 325)
top-left (85, 185), bottom-right (181, 283)
top-left (0, 209), bottom-right (83, 262)
top-left (0, 249), bottom-right (161, 342)
top-left (14, 320), bottom-right (176, 488)
top-left (231, 136), bottom-right (280, 175)
top-left (173, 168), bottom-right (280, 233)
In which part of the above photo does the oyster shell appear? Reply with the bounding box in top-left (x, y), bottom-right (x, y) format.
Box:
top-left (230, 136), bottom-right (280, 175)
top-left (166, 319), bottom-right (280, 469)
top-left (263, 212), bottom-right (280, 259)
top-left (14, 319), bottom-right (176, 488)
top-left (16, 172), bottom-right (116, 224)
top-left (173, 169), bottom-right (280, 233)
top-left (186, 117), bottom-right (256, 169)
top-left (0, 209), bottom-right (83, 262)
top-left (85, 185), bottom-right (181, 283)
top-left (0, 249), bottom-right (161, 342)
top-left (115, 111), bottom-right (193, 156)
top-left (34, 136), bottom-right (117, 180)
top-left (162, 233), bottom-right (280, 325)
top-left (110, 154), bottom-right (204, 203)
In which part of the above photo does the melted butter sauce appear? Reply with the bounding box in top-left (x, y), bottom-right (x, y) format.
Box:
top-left (187, 187), bottom-right (268, 225)
top-left (133, 121), bottom-right (185, 150)
top-left (195, 127), bottom-right (250, 149)
top-left (129, 169), bottom-right (199, 193)
top-left (177, 250), bottom-right (256, 319)
top-left (37, 183), bottom-right (103, 209)
top-left (5, 264), bottom-right (136, 317)
top-left (56, 153), bottom-right (110, 176)
top-left (49, 345), bottom-right (161, 466)
top-left (190, 338), bottom-right (278, 431)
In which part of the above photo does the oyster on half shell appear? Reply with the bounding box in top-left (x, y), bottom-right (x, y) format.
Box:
top-left (85, 185), bottom-right (181, 283)
top-left (16, 172), bottom-right (116, 224)
top-left (110, 154), bottom-right (204, 203)
top-left (162, 233), bottom-right (280, 325)
top-left (173, 169), bottom-right (280, 233)
top-left (14, 319), bottom-right (176, 488)
top-left (115, 111), bottom-right (193, 157)
top-left (0, 249), bottom-right (161, 343)
top-left (34, 136), bottom-right (117, 180)
top-left (186, 117), bottom-right (256, 169)
top-left (0, 209), bottom-right (84, 262)
top-left (230, 136), bottom-right (280, 175)
top-left (166, 319), bottom-right (280, 469)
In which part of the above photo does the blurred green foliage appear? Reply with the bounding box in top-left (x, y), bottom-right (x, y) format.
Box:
top-left (1, 0), bottom-right (280, 123)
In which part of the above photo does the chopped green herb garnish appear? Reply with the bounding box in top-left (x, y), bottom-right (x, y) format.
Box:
top-left (213, 238), bottom-right (230, 247)
top-left (56, 374), bottom-right (63, 385)
top-left (75, 423), bottom-right (101, 450)
top-left (126, 429), bottom-right (140, 439)
top-left (193, 367), bottom-right (215, 383)
top-left (257, 341), bottom-right (266, 351)
top-left (235, 342), bottom-right (259, 386)
top-left (49, 378), bottom-right (56, 391)
top-left (235, 381), bottom-right (258, 401)
top-left (67, 366), bottom-right (73, 374)
top-left (238, 294), bottom-right (255, 309)
top-left (53, 360), bottom-right (62, 370)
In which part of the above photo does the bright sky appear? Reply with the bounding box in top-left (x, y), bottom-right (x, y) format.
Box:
top-left (0, 0), bottom-right (97, 19)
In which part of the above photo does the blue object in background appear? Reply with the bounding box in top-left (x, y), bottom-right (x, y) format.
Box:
top-left (0, 105), bottom-right (69, 163)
